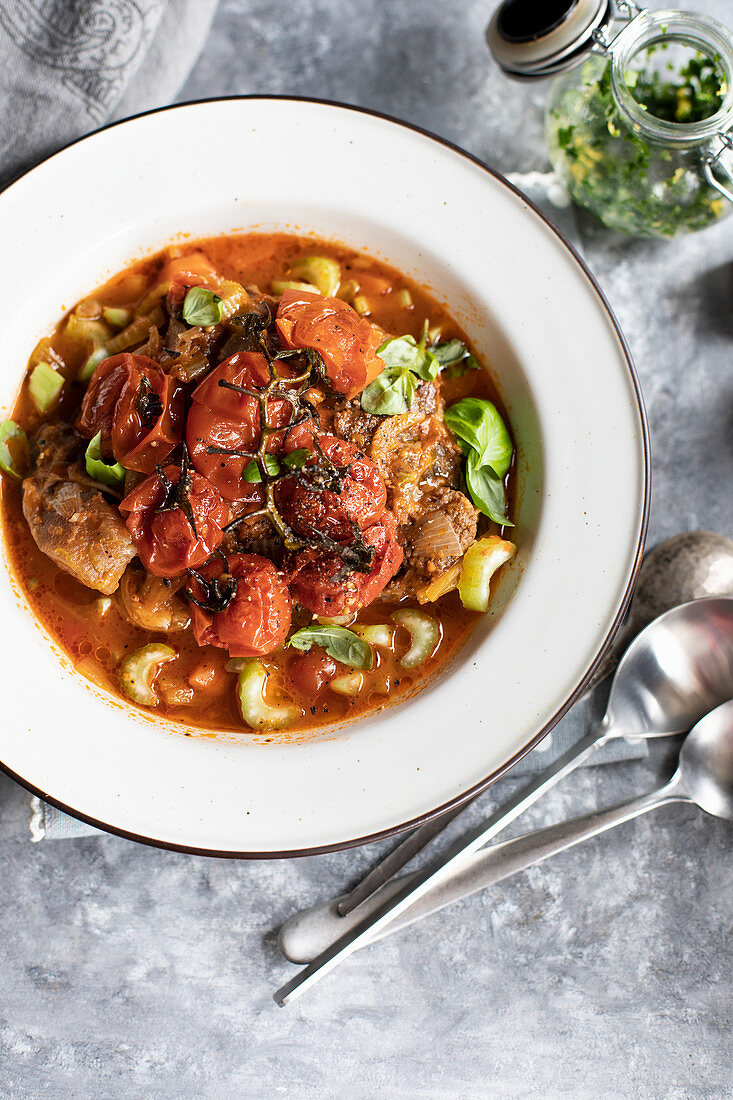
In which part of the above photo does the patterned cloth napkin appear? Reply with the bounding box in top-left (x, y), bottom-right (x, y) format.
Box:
top-left (0, 11), bottom-right (646, 839)
top-left (0, 0), bottom-right (218, 190)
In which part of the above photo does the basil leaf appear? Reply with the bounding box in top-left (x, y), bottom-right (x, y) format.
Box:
top-left (433, 337), bottom-right (481, 378)
top-left (182, 286), bottom-right (223, 327)
top-left (443, 354), bottom-right (480, 378)
top-left (361, 364), bottom-right (418, 416)
top-left (243, 454), bottom-right (280, 482)
top-left (465, 450), bottom-right (513, 527)
top-left (287, 625), bottom-right (374, 670)
top-left (445, 397), bottom-right (513, 478)
top-left (282, 448), bottom-right (312, 470)
top-left (432, 339), bottom-right (467, 368)
top-left (377, 334), bottom-right (439, 382)
top-left (85, 431), bottom-right (126, 489)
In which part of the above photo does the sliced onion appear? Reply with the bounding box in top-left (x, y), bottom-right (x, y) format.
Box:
top-left (51, 482), bottom-right (86, 519)
top-left (411, 511), bottom-right (463, 559)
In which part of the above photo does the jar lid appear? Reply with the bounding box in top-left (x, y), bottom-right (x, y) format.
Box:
top-left (487, 0), bottom-right (612, 78)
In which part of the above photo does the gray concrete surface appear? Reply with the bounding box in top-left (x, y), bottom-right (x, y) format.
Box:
top-left (1, 1), bottom-right (732, 1096)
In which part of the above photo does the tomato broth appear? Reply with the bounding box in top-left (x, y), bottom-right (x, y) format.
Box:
top-left (0, 234), bottom-right (516, 735)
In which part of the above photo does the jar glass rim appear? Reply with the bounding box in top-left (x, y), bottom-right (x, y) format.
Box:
top-left (609, 9), bottom-right (733, 146)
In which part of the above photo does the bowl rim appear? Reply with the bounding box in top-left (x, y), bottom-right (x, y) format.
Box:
top-left (0, 94), bottom-right (650, 858)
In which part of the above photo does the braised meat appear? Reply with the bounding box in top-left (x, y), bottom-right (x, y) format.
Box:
top-left (23, 473), bottom-right (136, 594)
top-left (22, 423), bottom-right (136, 595)
top-left (333, 397), bottom-right (382, 451)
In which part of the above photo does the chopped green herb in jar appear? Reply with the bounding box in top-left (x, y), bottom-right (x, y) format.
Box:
top-left (546, 49), bottom-right (730, 238)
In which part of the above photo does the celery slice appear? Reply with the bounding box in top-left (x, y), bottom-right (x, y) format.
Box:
top-left (392, 609), bottom-right (440, 669)
top-left (271, 279), bottom-right (321, 296)
top-left (85, 432), bottom-right (126, 488)
top-left (237, 660), bottom-right (302, 729)
top-left (336, 278), bottom-right (360, 303)
top-left (29, 362), bottom-right (64, 413)
top-left (0, 420), bottom-right (29, 479)
top-left (119, 643), bottom-right (176, 706)
top-left (352, 624), bottom-right (395, 648)
top-left (80, 346), bottom-right (109, 382)
top-left (291, 255), bottom-right (341, 297)
top-left (457, 536), bottom-right (517, 613)
top-left (102, 306), bottom-right (132, 329)
top-left (330, 672), bottom-right (365, 696)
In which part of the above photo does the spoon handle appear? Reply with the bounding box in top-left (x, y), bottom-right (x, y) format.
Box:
top-left (279, 779), bottom-right (687, 963)
top-left (275, 724), bottom-right (611, 1004)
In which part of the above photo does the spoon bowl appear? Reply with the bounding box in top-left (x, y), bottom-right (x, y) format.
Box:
top-left (602, 597), bottom-right (733, 741)
top-left (678, 698), bottom-right (733, 819)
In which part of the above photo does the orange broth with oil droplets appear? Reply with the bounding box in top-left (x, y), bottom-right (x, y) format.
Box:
top-left (0, 233), bottom-right (515, 735)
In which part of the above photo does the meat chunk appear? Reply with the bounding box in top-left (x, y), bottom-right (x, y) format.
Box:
top-left (369, 399), bottom-right (462, 525)
top-left (333, 397), bottom-right (382, 450)
top-left (383, 489), bottom-right (478, 602)
top-left (30, 421), bottom-right (81, 474)
top-left (23, 473), bottom-right (136, 594)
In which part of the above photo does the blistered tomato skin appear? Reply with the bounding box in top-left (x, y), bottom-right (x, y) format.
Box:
top-left (188, 553), bottom-right (292, 658)
top-left (288, 650), bottom-right (338, 699)
top-left (120, 465), bottom-right (229, 578)
top-left (187, 351), bottom-right (294, 500)
top-left (275, 289), bottom-right (384, 397)
top-left (288, 512), bottom-right (403, 617)
top-left (78, 353), bottom-right (184, 474)
top-left (275, 434), bottom-right (387, 542)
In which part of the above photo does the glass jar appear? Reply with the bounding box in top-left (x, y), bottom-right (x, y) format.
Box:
top-left (487, 2), bottom-right (733, 239)
top-left (546, 8), bottom-right (733, 237)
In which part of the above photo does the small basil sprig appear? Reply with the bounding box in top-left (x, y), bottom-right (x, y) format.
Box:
top-left (182, 286), bottom-right (223, 327)
top-left (378, 331), bottom-right (440, 382)
top-left (85, 431), bottom-right (126, 489)
top-left (243, 454), bottom-right (281, 483)
top-left (445, 398), bottom-right (514, 526)
top-left (360, 364), bottom-right (418, 416)
top-left (432, 338), bottom-right (480, 377)
top-left (242, 449), bottom-right (312, 483)
top-left (361, 325), bottom-right (479, 416)
top-left (361, 322), bottom-right (439, 415)
top-left (287, 625), bottom-right (374, 669)
top-left (281, 448), bottom-right (312, 470)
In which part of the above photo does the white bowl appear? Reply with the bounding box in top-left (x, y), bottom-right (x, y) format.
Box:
top-left (0, 98), bottom-right (648, 856)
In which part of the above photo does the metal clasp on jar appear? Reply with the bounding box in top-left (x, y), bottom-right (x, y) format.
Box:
top-left (590, 1), bottom-right (646, 56)
top-left (702, 131), bottom-right (733, 204)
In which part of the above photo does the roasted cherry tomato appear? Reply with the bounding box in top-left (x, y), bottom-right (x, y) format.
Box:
top-left (288, 649), bottom-right (338, 699)
top-left (120, 463), bottom-right (229, 578)
top-left (187, 552), bottom-right (292, 658)
top-left (78, 353), bottom-right (184, 474)
top-left (276, 434), bottom-right (386, 542)
top-left (288, 513), bottom-right (403, 616)
top-left (187, 352), bottom-right (293, 501)
top-left (275, 289), bottom-right (384, 397)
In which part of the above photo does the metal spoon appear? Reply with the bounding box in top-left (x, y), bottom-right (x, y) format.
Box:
top-left (275, 597), bottom-right (733, 1004)
top-left (279, 699), bottom-right (733, 965)
top-left (335, 531), bottom-right (733, 916)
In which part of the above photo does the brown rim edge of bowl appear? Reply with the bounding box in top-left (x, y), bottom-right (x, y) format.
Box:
top-left (0, 95), bottom-right (651, 859)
